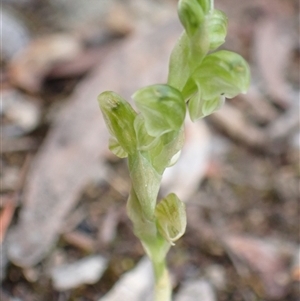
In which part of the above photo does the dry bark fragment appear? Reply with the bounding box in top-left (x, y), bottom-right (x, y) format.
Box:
top-left (209, 103), bottom-right (267, 150)
top-left (8, 34), bottom-right (83, 92)
top-left (223, 235), bottom-right (290, 300)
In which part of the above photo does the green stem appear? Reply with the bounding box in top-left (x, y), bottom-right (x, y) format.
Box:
top-left (152, 259), bottom-right (172, 301)
top-left (140, 235), bottom-right (171, 301)
top-left (127, 167), bottom-right (172, 300)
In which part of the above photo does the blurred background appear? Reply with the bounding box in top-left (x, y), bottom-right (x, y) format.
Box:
top-left (1, 0), bottom-right (299, 300)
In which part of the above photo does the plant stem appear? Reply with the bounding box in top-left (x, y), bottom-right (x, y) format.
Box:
top-left (127, 164), bottom-right (173, 300)
top-left (140, 235), bottom-right (171, 301)
top-left (152, 258), bottom-right (172, 301)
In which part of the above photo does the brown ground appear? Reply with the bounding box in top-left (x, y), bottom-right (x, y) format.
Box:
top-left (1, 0), bottom-right (299, 300)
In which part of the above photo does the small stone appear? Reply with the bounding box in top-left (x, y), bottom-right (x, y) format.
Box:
top-left (51, 255), bottom-right (108, 291)
top-left (2, 90), bottom-right (41, 137)
top-left (0, 166), bottom-right (19, 191)
top-left (98, 257), bottom-right (153, 301)
top-left (205, 264), bottom-right (227, 290)
top-left (175, 279), bottom-right (216, 301)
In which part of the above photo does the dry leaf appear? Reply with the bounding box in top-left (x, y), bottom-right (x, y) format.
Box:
top-left (8, 34), bottom-right (82, 92)
top-left (253, 18), bottom-right (294, 107)
top-left (209, 103), bottom-right (266, 149)
top-left (224, 235), bottom-right (290, 299)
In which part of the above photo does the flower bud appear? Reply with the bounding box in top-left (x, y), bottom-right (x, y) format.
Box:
top-left (132, 84), bottom-right (186, 137)
top-left (155, 193), bottom-right (187, 245)
top-left (194, 50), bottom-right (250, 99)
top-left (187, 50), bottom-right (250, 120)
top-left (178, 0), bottom-right (205, 37)
top-left (197, 0), bottom-right (212, 14)
top-left (98, 91), bottom-right (137, 155)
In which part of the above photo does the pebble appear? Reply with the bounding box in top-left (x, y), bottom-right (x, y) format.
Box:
top-left (51, 255), bottom-right (108, 291)
top-left (98, 257), bottom-right (153, 301)
top-left (175, 279), bottom-right (216, 301)
top-left (0, 166), bottom-right (20, 191)
top-left (205, 264), bottom-right (227, 290)
top-left (2, 90), bottom-right (41, 137)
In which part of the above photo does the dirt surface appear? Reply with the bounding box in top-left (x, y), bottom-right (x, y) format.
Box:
top-left (1, 0), bottom-right (299, 300)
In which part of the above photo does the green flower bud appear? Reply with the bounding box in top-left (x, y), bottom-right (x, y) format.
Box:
top-left (208, 9), bottom-right (228, 50)
top-left (197, 0), bottom-right (212, 14)
top-left (132, 84), bottom-right (186, 137)
top-left (155, 193), bottom-right (187, 245)
top-left (133, 115), bottom-right (184, 175)
top-left (194, 50), bottom-right (250, 99)
top-left (178, 0), bottom-right (205, 37)
top-left (186, 50), bottom-right (250, 120)
top-left (98, 91), bottom-right (137, 155)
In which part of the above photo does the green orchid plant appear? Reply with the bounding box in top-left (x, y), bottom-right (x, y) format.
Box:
top-left (98, 0), bottom-right (250, 300)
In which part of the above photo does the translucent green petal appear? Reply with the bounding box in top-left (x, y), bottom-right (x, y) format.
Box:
top-left (109, 136), bottom-right (128, 158)
top-left (150, 129), bottom-right (185, 174)
top-left (208, 9), bottom-right (228, 50)
top-left (193, 50), bottom-right (250, 99)
top-left (188, 89), bottom-right (205, 121)
top-left (134, 114), bottom-right (160, 151)
top-left (132, 84), bottom-right (186, 137)
top-left (202, 95), bottom-right (225, 117)
top-left (188, 91), bottom-right (225, 121)
top-left (168, 32), bottom-right (191, 91)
